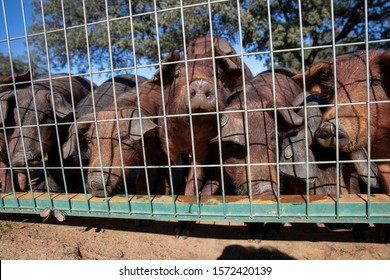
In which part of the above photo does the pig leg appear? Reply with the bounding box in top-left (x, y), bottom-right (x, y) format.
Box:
top-left (184, 145), bottom-right (213, 196)
top-left (201, 170), bottom-right (221, 195)
top-left (376, 162), bottom-right (390, 194)
top-left (184, 166), bottom-right (205, 195)
top-left (175, 163), bottom-right (205, 239)
top-left (370, 163), bottom-right (390, 242)
top-left (246, 222), bottom-right (264, 243)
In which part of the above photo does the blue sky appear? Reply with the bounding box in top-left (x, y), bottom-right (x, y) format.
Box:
top-left (0, 0), bottom-right (264, 85)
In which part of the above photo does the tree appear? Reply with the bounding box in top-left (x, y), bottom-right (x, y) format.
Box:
top-left (28, 0), bottom-right (389, 76)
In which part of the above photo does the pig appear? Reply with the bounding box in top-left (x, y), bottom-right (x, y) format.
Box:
top-left (293, 50), bottom-right (390, 194)
top-left (0, 70), bottom-right (31, 93)
top-left (280, 93), bottom-right (380, 195)
top-left (62, 107), bottom-right (158, 197)
top-left (0, 74), bottom-right (92, 192)
top-left (63, 76), bottom-right (167, 197)
top-left (213, 68), bottom-right (304, 196)
top-left (211, 68), bottom-right (303, 242)
top-left (65, 74), bottom-right (146, 166)
top-left (155, 47), bottom-right (248, 197)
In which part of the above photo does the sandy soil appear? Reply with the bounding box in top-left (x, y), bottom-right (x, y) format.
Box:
top-left (0, 213), bottom-right (389, 260)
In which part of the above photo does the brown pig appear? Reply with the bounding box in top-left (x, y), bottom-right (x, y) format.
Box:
top-left (62, 107), bottom-right (158, 197)
top-left (63, 75), bottom-right (168, 197)
top-left (155, 48), bottom-right (246, 197)
top-left (293, 50), bottom-right (390, 194)
top-left (212, 68), bottom-right (304, 196)
top-left (280, 93), bottom-right (380, 195)
top-left (1, 75), bottom-right (92, 192)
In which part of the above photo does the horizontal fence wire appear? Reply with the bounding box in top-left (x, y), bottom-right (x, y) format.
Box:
top-left (0, 0), bottom-right (389, 224)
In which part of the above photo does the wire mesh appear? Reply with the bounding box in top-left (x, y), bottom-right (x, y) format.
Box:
top-left (0, 0), bottom-right (389, 224)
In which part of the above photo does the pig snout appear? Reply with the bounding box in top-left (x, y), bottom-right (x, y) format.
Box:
top-left (184, 79), bottom-right (216, 112)
top-left (315, 120), bottom-right (350, 149)
top-left (87, 172), bottom-right (119, 197)
top-left (251, 181), bottom-right (275, 196)
top-left (12, 151), bottom-right (45, 168)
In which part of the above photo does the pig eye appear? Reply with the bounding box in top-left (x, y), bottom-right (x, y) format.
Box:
top-left (42, 111), bottom-right (54, 123)
top-left (172, 69), bottom-right (181, 78)
top-left (370, 77), bottom-right (381, 86)
top-left (119, 134), bottom-right (130, 142)
top-left (319, 72), bottom-right (329, 81)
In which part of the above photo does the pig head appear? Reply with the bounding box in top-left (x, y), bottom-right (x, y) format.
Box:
top-left (1, 85), bottom-right (75, 191)
top-left (280, 94), bottom-right (380, 195)
top-left (187, 36), bottom-right (254, 88)
top-left (293, 50), bottom-right (390, 193)
top-left (156, 48), bottom-right (245, 196)
top-left (62, 108), bottom-right (158, 197)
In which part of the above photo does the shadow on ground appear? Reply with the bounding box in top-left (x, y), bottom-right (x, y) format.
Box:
top-left (0, 213), bottom-right (388, 244)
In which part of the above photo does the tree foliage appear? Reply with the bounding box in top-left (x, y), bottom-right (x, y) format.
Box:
top-left (26, 0), bottom-right (389, 76)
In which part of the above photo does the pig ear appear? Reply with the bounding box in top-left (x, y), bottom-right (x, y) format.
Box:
top-left (121, 108), bottom-right (158, 141)
top-left (349, 149), bottom-right (380, 189)
top-left (62, 115), bottom-right (92, 159)
top-left (380, 51), bottom-right (390, 88)
top-left (292, 62), bottom-right (329, 92)
top-left (49, 92), bottom-right (73, 119)
top-left (14, 70), bottom-right (31, 84)
top-left (0, 70), bottom-right (30, 84)
top-left (279, 134), bottom-right (317, 183)
top-left (0, 91), bottom-right (15, 126)
top-left (153, 51), bottom-right (181, 86)
top-left (210, 112), bottom-right (246, 147)
top-left (265, 99), bottom-right (304, 126)
top-left (213, 46), bottom-right (250, 92)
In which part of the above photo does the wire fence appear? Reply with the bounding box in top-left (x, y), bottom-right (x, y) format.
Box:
top-left (0, 0), bottom-right (389, 224)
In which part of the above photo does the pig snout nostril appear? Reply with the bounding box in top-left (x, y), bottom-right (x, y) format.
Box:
top-left (205, 90), bottom-right (211, 98)
top-left (191, 89), bottom-right (196, 97)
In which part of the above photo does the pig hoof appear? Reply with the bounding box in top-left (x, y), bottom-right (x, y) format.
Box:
top-left (263, 223), bottom-right (283, 239)
top-left (378, 224), bottom-right (390, 243)
top-left (246, 222), bottom-right (263, 243)
top-left (134, 219), bottom-right (150, 227)
top-left (175, 221), bottom-right (194, 239)
top-left (351, 224), bottom-right (371, 242)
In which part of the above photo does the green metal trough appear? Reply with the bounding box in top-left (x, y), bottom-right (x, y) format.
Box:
top-left (1, 192), bottom-right (390, 224)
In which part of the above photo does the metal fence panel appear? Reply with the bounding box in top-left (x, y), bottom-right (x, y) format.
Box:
top-left (0, 0), bottom-right (389, 225)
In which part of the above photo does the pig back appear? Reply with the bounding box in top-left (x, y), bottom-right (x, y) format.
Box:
top-left (75, 74), bottom-right (146, 117)
top-left (34, 74), bottom-right (94, 108)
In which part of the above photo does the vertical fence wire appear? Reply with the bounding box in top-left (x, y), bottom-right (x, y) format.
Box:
top-left (2, 0), bottom-right (41, 209)
top-left (152, 0), bottom-right (178, 216)
top-left (266, 0), bottom-right (282, 219)
top-left (59, 0), bottom-right (89, 203)
top-left (178, 0), bottom-right (202, 214)
top-left (103, 0), bottom-right (137, 214)
top-left (80, 0), bottom-right (110, 210)
top-left (329, 0), bottom-right (341, 219)
top-left (0, 0), bottom-right (21, 207)
top-left (297, 0), bottom-right (311, 218)
top-left (120, 0), bottom-right (154, 215)
top-left (0, 0), bottom-right (389, 222)
top-left (205, 1), bottom-right (228, 218)
top-left (364, 0), bottom-right (372, 218)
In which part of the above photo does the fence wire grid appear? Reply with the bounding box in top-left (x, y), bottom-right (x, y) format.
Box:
top-left (0, 0), bottom-right (389, 224)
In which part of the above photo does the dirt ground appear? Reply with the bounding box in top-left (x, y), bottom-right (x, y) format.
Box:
top-left (0, 213), bottom-right (389, 260)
